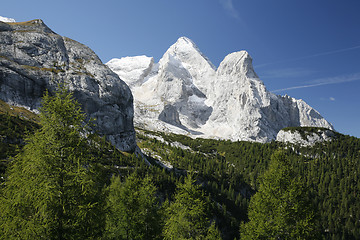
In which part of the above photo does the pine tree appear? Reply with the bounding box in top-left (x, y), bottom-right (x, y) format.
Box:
top-left (105, 173), bottom-right (162, 240)
top-left (239, 151), bottom-right (318, 240)
top-left (0, 86), bottom-right (106, 239)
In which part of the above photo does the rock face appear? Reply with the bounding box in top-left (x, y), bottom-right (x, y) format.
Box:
top-left (107, 37), bottom-right (334, 142)
top-left (276, 128), bottom-right (336, 146)
top-left (0, 19), bottom-right (136, 151)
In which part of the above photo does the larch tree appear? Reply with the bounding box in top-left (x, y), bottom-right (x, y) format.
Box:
top-left (163, 174), bottom-right (218, 240)
top-left (206, 222), bottom-right (222, 240)
top-left (105, 173), bottom-right (162, 240)
top-left (0, 85), bottom-right (107, 239)
top-left (239, 151), bottom-right (318, 240)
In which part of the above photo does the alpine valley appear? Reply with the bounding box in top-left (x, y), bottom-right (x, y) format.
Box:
top-left (1, 18), bottom-right (359, 240)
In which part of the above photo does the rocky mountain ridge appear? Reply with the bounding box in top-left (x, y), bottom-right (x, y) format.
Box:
top-left (0, 18), bottom-right (136, 151)
top-left (107, 37), bottom-right (334, 142)
top-left (276, 127), bottom-right (337, 146)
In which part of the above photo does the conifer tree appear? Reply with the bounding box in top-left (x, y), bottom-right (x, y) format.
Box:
top-left (0, 85), bottom-right (106, 239)
top-left (163, 174), bottom-right (212, 240)
top-left (206, 222), bottom-right (222, 240)
top-left (105, 173), bottom-right (162, 240)
top-left (239, 151), bottom-right (318, 240)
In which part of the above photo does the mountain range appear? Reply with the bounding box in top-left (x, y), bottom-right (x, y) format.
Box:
top-left (2, 17), bottom-right (360, 240)
top-left (106, 37), bottom-right (334, 142)
top-left (0, 17), bottom-right (335, 147)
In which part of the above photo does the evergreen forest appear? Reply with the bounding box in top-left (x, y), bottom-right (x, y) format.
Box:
top-left (0, 86), bottom-right (359, 239)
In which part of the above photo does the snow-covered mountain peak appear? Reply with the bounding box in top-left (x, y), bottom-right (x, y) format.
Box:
top-left (107, 55), bottom-right (153, 73)
top-left (164, 37), bottom-right (216, 71)
top-left (107, 38), bottom-right (334, 142)
top-left (174, 36), bottom-right (197, 49)
top-left (0, 16), bottom-right (16, 23)
top-left (106, 55), bottom-right (154, 87)
top-left (156, 37), bottom-right (217, 96)
top-left (217, 51), bottom-right (258, 79)
top-left (159, 51), bottom-right (185, 70)
top-left (170, 37), bottom-right (203, 55)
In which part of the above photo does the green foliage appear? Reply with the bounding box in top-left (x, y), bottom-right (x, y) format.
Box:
top-left (239, 151), bottom-right (318, 239)
top-left (137, 129), bottom-right (276, 238)
top-left (105, 173), bottom-right (162, 240)
top-left (206, 222), bottom-right (222, 240)
top-left (290, 134), bottom-right (360, 239)
top-left (163, 174), bottom-right (212, 240)
top-left (0, 103), bottom-right (40, 180)
top-left (281, 126), bottom-right (339, 141)
top-left (282, 126), bottom-right (331, 133)
top-left (0, 98), bottom-right (40, 122)
top-left (137, 128), bottom-right (360, 239)
top-left (0, 86), bottom-right (107, 239)
top-left (1, 96), bottom-right (359, 240)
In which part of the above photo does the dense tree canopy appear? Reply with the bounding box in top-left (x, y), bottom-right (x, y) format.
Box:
top-left (105, 173), bottom-right (162, 240)
top-left (0, 87), bottom-right (359, 239)
top-left (0, 86), bottom-right (107, 239)
top-left (163, 174), bottom-right (221, 240)
top-left (239, 151), bottom-right (318, 239)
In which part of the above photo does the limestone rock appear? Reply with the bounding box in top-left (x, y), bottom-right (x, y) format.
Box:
top-left (0, 19), bottom-right (136, 151)
top-left (0, 16), bottom-right (16, 23)
top-left (107, 37), bottom-right (334, 142)
top-left (276, 127), bottom-right (336, 146)
top-left (106, 55), bottom-right (154, 87)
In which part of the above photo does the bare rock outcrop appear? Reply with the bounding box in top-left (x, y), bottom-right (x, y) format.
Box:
top-left (276, 127), bottom-right (337, 146)
top-left (0, 19), bottom-right (136, 151)
top-left (107, 37), bottom-right (334, 142)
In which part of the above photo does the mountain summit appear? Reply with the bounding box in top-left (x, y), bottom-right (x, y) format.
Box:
top-left (107, 37), bottom-right (333, 142)
top-left (0, 16), bottom-right (16, 23)
top-left (0, 19), bottom-right (136, 151)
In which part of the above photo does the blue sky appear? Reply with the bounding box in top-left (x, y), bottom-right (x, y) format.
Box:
top-left (2, 0), bottom-right (360, 137)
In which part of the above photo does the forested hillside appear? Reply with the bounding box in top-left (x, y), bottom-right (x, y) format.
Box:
top-left (0, 88), bottom-right (359, 239)
top-left (137, 127), bottom-right (360, 239)
top-left (0, 99), bottom-right (40, 182)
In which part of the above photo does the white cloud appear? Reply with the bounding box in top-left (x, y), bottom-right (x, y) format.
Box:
top-left (219, 0), bottom-right (240, 19)
top-left (260, 68), bottom-right (316, 79)
top-left (255, 45), bottom-right (360, 69)
top-left (329, 97), bottom-right (336, 101)
top-left (272, 72), bottom-right (360, 93)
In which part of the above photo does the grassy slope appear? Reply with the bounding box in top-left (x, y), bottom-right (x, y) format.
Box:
top-left (0, 100), bottom-right (40, 177)
top-left (0, 100), bottom-right (137, 182)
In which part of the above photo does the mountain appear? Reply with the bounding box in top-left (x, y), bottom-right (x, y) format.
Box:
top-left (276, 127), bottom-right (338, 146)
top-left (0, 16), bottom-right (16, 23)
top-left (107, 37), bottom-right (334, 142)
top-left (135, 127), bottom-right (360, 239)
top-left (0, 19), bottom-right (136, 151)
top-left (1, 18), bottom-right (359, 240)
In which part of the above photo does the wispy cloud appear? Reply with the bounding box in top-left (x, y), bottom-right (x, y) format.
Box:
top-left (272, 72), bottom-right (360, 93)
top-left (255, 45), bottom-right (360, 69)
top-left (260, 68), bottom-right (316, 79)
top-left (219, 0), bottom-right (240, 19)
top-left (320, 97), bottom-right (336, 101)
